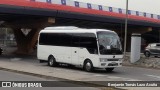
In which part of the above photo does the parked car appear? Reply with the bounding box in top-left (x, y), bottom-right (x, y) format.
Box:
top-left (144, 43), bottom-right (160, 57)
top-left (0, 47), bottom-right (3, 55)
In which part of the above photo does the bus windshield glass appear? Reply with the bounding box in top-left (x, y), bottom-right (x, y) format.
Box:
top-left (97, 31), bottom-right (123, 55)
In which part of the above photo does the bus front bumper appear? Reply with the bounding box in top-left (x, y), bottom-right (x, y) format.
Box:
top-left (98, 61), bottom-right (122, 68)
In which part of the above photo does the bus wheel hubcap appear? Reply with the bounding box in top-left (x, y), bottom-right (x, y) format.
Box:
top-left (86, 62), bottom-right (91, 71)
top-left (50, 58), bottom-right (54, 65)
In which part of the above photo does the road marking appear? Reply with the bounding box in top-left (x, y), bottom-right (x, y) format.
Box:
top-left (145, 74), bottom-right (160, 80)
top-left (126, 79), bottom-right (141, 81)
top-left (94, 74), bottom-right (140, 81)
top-left (107, 76), bottom-right (122, 79)
top-left (108, 76), bottom-right (140, 81)
top-left (94, 74), bottom-right (107, 77)
top-left (10, 58), bottom-right (21, 61)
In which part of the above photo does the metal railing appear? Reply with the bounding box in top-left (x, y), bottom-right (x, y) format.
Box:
top-left (31, 0), bottom-right (160, 20)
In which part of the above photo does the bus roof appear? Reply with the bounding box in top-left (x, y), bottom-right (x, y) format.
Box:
top-left (41, 26), bottom-right (115, 34)
top-left (44, 26), bottom-right (79, 30)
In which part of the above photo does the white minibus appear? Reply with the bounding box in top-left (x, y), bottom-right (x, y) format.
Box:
top-left (37, 26), bottom-right (123, 72)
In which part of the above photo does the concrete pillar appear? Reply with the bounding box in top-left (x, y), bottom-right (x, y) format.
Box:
top-left (6, 17), bottom-right (55, 54)
top-left (13, 28), bottom-right (41, 54)
top-left (130, 33), bottom-right (141, 63)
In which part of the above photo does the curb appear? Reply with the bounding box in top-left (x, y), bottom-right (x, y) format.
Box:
top-left (0, 67), bottom-right (125, 90)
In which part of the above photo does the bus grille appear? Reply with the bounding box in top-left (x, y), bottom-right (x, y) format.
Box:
top-left (108, 59), bottom-right (119, 61)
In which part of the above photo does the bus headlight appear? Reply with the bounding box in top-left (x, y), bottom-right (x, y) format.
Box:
top-left (100, 58), bottom-right (108, 62)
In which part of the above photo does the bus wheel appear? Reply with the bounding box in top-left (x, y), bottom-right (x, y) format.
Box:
top-left (84, 60), bottom-right (94, 72)
top-left (105, 68), bottom-right (114, 72)
top-left (0, 48), bottom-right (3, 55)
top-left (48, 56), bottom-right (57, 67)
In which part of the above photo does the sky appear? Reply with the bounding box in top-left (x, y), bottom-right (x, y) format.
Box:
top-left (75, 0), bottom-right (160, 15)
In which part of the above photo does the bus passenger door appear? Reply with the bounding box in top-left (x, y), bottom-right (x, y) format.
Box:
top-left (71, 47), bottom-right (79, 65)
top-left (71, 34), bottom-right (79, 65)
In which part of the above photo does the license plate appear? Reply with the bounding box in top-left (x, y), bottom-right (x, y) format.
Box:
top-left (108, 62), bottom-right (118, 66)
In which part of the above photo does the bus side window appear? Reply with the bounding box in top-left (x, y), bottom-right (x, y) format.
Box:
top-left (79, 33), bottom-right (98, 54)
top-left (57, 33), bottom-right (72, 47)
top-left (71, 33), bottom-right (80, 47)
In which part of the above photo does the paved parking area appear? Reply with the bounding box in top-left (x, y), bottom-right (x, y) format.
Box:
top-left (0, 45), bottom-right (160, 90)
top-left (0, 55), bottom-right (160, 90)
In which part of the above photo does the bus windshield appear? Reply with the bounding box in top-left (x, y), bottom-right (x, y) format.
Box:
top-left (97, 31), bottom-right (123, 55)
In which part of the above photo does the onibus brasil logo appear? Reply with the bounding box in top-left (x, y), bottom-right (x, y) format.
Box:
top-left (2, 82), bottom-right (42, 87)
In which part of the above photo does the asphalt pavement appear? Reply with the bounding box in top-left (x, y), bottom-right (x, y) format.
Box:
top-left (0, 55), bottom-right (160, 90)
top-left (0, 55), bottom-right (160, 81)
top-left (0, 70), bottom-right (100, 90)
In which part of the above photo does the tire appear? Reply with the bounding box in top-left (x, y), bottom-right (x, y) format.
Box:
top-left (84, 60), bottom-right (94, 72)
top-left (0, 49), bottom-right (2, 55)
top-left (154, 56), bottom-right (158, 58)
top-left (48, 56), bottom-right (57, 67)
top-left (144, 51), bottom-right (150, 57)
top-left (105, 68), bottom-right (114, 72)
